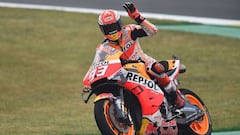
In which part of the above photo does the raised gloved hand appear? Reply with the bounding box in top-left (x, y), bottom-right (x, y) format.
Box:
top-left (123, 2), bottom-right (140, 20)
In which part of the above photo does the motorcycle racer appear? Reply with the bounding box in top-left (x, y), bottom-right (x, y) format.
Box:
top-left (97, 2), bottom-right (185, 112)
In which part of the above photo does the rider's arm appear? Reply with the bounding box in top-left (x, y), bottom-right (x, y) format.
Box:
top-left (123, 2), bottom-right (158, 40)
top-left (131, 19), bottom-right (158, 40)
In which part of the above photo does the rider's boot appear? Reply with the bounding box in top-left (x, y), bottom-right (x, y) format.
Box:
top-left (163, 81), bottom-right (185, 109)
top-left (155, 75), bottom-right (183, 108)
top-left (167, 90), bottom-right (185, 109)
top-left (157, 77), bottom-right (203, 121)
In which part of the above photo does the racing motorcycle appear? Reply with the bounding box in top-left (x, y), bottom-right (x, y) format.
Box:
top-left (82, 44), bottom-right (212, 135)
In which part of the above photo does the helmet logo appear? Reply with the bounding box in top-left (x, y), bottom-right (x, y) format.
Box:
top-left (104, 16), bottom-right (113, 22)
top-left (102, 11), bottom-right (115, 23)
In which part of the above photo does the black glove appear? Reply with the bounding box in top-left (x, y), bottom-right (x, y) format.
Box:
top-left (123, 2), bottom-right (140, 20)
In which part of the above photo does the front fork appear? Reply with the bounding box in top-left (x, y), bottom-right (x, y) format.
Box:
top-left (114, 88), bottom-right (133, 125)
top-left (114, 88), bottom-right (125, 122)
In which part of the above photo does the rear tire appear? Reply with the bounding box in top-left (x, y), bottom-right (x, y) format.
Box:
top-left (178, 89), bottom-right (212, 135)
top-left (94, 99), bottom-right (135, 135)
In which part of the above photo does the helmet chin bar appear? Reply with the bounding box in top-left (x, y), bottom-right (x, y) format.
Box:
top-left (106, 31), bottom-right (122, 41)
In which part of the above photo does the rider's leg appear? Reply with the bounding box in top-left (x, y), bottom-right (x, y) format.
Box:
top-left (149, 62), bottom-right (185, 108)
top-left (148, 61), bottom-right (204, 122)
top-left (164, 83), bottom-right (185, 108)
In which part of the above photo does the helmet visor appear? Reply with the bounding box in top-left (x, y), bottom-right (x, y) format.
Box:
top-left (100, 21), bottom-right (122, 35)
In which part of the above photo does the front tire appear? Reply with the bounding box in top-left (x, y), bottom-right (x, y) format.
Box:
top-left (178, 89), bottom-right (212, 135)
top-left (94, 99), bottom-right (135, 135)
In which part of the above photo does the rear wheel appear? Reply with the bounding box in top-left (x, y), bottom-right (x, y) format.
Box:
top-left (94, 99), bottom-right (135, 135)
top-left (178, 89), bottom-right (212, 135)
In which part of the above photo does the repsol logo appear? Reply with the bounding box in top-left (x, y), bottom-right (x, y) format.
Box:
top-left (126, 72), bottom-right (160, 91)
top-left (122, 41), bottom-right (134, 52)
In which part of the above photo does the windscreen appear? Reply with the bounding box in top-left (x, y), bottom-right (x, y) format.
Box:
top-left (91, 44), bottom-right (122, 67)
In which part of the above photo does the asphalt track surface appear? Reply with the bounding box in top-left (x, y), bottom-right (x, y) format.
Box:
top-left (0, 0), bottom-right (240, 20)
top-left (0, 1), bottom-right (239, 135)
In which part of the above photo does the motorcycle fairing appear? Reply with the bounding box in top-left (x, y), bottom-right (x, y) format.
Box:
top-left (83, 44), bottom-right (123, 87)
top-left (139, 118), bottom-right (160, 135)
top-left (139, 117), bottom-right (178, 135)
top-left (106, 61), bottom-right (164, 116)
top-left (123, 63), bottom-right (151, 79)
top-left (167, 60), bottom-right (180, 81)
top-left (121, 71), bottom-right (164, 115)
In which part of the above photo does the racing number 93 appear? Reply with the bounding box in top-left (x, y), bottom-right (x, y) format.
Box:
top-left (89, 65), bottom-right (108, 81)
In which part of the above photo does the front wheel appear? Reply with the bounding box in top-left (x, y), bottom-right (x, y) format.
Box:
top-left (178, 89), bottom-right (212, 135)
top-left (94, 99), bottom-right (135, 135)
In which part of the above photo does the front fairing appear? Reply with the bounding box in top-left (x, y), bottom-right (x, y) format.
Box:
top-left (83, 44), bottom-right (123, 88)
